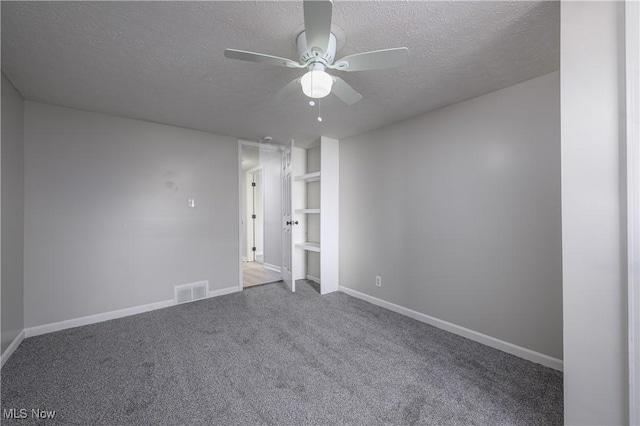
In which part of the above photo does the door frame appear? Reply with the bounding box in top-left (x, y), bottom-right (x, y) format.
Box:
top-left (281, 144), bottom-right (294, 291)
top-left (626, 0), bottom-right (640, 422)
top-left (237, 140), bottom-right (283, 291)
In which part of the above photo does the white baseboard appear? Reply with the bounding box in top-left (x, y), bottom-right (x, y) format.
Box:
top-left (25, 299), bottom-right (174, 338)
top-left (242, 257), bottom-right (248, 262)
top-left (1, 329), bottom-right (25, 369)
top-left (339, 286), bottom-right (563, 371)
top-left (25, 286), bottom-right (241, 338)
top-left (306, 274), bottom-right (321, 284)
top-left (208, 286), bottom-right (242, 298)
top-left (263, 263), bottom-right (281, 273)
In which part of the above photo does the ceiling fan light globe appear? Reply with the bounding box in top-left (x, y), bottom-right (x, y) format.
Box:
top-left (301, 70), bottom-right (333, 98)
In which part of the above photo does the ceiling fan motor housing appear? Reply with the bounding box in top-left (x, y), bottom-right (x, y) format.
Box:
top-left (297, 31), bottom-right (337, 66)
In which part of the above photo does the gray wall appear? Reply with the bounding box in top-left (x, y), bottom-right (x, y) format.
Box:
top-left (340, 71), bottom-right (562, 359)
top-left (1, 74), bottom-right (25, 353)
top-left (561, 2), bottom-right (628, 424)
top-left (23, 102), bottom-right (238, 328)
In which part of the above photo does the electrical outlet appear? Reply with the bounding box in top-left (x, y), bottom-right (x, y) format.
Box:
top-left (375, 276), bottom-right (382, 287)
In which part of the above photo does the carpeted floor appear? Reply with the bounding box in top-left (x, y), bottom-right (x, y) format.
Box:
top-left (1, 280), bottom-right (562, 425)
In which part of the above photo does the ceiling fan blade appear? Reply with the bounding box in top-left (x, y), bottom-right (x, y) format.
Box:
top-left (224, 49), bottom-right (303, 68)
top-left (329, 47), bottom-right (409, 72)
top-left (303, 0), bottom-right (333, 53)
top-left (274, 78), bottom-right (302, 103)
top-left (331, 76), bottom-right (362, 105)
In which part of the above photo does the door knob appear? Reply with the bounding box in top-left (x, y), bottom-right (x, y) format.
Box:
top-left (293, 221), bottom-right (299, 225)
top-left (286, 221), bottom-right (291, 225)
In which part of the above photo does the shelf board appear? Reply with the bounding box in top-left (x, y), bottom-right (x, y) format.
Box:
top-left (295, 208), bottom-right (320, 214)
top-left (295, 242), bottom-right (321, 252)
top-left (294, 171), bottom-right (321, 182)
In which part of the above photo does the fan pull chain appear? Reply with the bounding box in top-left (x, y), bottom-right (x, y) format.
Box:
top-left (317, 99), bottom-right (323, 122)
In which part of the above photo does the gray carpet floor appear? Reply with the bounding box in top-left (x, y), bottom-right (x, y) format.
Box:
top-left (1, 280), bottom-right (562, 425)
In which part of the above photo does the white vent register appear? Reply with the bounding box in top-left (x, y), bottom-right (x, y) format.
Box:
top-left (174, 280), bottom-right (209, 304)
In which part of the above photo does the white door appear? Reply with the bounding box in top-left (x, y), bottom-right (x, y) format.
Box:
top-left (245, 167), bottom-right (265, 262)
top-left (281, 146), bottom-right (295, 291)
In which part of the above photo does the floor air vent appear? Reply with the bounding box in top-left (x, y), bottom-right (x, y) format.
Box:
top-left (174, 280), bottom-right (209, 305)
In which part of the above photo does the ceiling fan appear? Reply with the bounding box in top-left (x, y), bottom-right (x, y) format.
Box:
top-left (223, 0), bottom-right (408, 106)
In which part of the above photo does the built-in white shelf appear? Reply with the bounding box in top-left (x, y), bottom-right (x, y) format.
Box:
top-left (295, 208), bottom-right (320, 214)
top-left (294, 171), bottom-right (321, 182)
top-left (295, 242), bottom-right (321, 252)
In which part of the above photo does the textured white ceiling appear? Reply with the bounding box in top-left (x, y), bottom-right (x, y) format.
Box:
top-left (1, 1), bottom-right (559, 145)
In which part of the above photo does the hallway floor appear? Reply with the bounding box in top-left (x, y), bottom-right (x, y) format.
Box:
top-left (243, 261), bottom-right (281, 288)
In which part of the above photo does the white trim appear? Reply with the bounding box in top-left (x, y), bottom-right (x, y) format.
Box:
top-left (242, 256), bottom-right (248, 262)
top-left (1, 330), bottom-right (25, 369)
top-left (339, 286), bottom-right (564, 371)
top-left (238, 141), bottom-right (244, 291)
top-left (263, 263), bottom-right (281, 273)
top-left (319, 137), bottom-right (339, 295)
top-left (306, 274), bottom-right (321, 284)
top-left (25, 286), bottom-right (240, 338)
top-left (25, 300), bottom-right (174, 337)
top-left (207, 286), bottom-right (241, 299)
top-left (626, 0), bottom-right (640, 423)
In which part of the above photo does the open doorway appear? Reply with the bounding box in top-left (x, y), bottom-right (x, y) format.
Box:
top-left (239, 141), bottom-right (283, 288)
